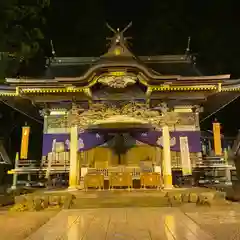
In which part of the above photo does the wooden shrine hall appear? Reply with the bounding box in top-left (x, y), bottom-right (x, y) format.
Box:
top-left (1, 24), bottom-right (238, 189)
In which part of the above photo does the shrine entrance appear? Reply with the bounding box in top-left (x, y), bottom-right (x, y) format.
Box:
top-left (85, 115), bottom-right (155, 168)
top-left (68, 113), bottom-right (173, 190)
top-left (82, 133), bottom-right (159, 168)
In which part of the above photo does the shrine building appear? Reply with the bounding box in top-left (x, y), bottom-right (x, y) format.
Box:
top-left (1, 25), bottom-right (238, 189)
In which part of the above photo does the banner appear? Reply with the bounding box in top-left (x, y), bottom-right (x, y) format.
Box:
top-left (20, 126), bottom-right (30, 159)
top-left (213, 122), bottom-right (222, 155)
top-left (180, 136), bottom-right (192, 176)
top-left (131, 130), bottom-right (201, 152)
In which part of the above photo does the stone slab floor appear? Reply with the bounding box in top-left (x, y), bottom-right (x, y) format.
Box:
top-left (26, 206), bottom-right (240, 240)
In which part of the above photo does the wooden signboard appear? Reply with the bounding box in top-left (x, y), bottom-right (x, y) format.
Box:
top-left (180, 136), bottom-right (192, 176)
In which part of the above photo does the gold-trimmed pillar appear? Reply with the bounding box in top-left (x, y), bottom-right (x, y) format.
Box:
top-left (69, 125), bottom-right (79, 189)
top-left (162, 125), bottom-right (173, 189)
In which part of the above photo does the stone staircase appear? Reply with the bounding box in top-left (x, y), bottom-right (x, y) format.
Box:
top-left (71, 188), bottom-right (228, 209)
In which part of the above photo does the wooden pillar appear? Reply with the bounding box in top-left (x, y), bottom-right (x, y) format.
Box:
top-left (162, 125), bottom-right (172, 189)
top-left (69, 125), bottom-right (78, 189)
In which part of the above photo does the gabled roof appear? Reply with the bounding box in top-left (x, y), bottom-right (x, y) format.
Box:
top-left (46, 54), bottom-right (198, 78)
top-left (1, 25), bottom-right (233, 96)
top-left (43, 25), bottom-right (201, 79)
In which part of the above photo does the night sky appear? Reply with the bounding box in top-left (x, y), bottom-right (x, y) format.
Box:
top-left (47, 0), bottom-right (240, 135)
top-left (1, 1), bottom-right (240, 160)
top-left (49, 0), bottom-right (240, 77)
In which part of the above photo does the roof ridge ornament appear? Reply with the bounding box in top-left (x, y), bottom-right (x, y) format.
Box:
top-left (106, 22), bottom-right (132, 46)
top-left (103, 22), bottom-right (135, 58)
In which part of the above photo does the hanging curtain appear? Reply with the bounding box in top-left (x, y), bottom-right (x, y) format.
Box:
top-left (42, 132), bottom-right (114, 156)
top-left (130, 130), bottom-right (201, 153)
top-left (42, 133), bottom-right (70, 156)
top-left (78, 131), bottom-right (113, 151)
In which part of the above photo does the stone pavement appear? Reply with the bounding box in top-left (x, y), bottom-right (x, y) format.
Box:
top-left (26, 207), bottom-right (240, 240)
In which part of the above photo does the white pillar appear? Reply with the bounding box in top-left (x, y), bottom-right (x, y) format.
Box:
top-left (162, 125), bottom-right (173, 189)
top-left (69, 125), bottom-right (78, 189)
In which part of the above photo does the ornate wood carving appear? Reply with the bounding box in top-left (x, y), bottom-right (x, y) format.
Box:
top-left (44, 101), bottom-right (197, 130)
top-left (98, 75), bottom-right (137, 88)
top-left (47, 115), bottom-right (68, 129)
top-left (67, 101), bottom-right (180, 129)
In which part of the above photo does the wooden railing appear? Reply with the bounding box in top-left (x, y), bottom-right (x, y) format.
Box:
top-left (18, 159), bottom-right (39, 167)
top-left (39, 155), bottom-right (231, 170)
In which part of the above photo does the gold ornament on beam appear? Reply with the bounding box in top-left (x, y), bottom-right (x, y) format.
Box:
top-left (98, 75), bottom-right (137, 88)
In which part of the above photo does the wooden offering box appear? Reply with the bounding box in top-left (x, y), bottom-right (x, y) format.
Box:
top-left (140, 172), bottom-right (162, 189)
top-left (109, 172), bottom-right (133, 190)
top-left (84, 173), bottom-right (104, 190)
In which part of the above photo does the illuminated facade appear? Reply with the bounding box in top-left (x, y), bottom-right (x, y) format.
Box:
top-left (1, 26), bottom-right (237, 188)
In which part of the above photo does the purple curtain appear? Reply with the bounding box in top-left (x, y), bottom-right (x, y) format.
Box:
top-left (42, 131), bottom-right (112, 156)
top-left (131, 130), bottom-right (201, 153)
top-left (78, 131), bottom-right (110, 151)
top-left (42, 133), bottom-right (70, 156)
top-left (42, 130), bottom-right (201, 156)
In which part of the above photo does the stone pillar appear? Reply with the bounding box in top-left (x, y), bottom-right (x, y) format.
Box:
top-left (43, 115), bottom-right (48, 133)
top-left (27, 174), bottom-right (31, 182)
top-left (11, 152), bottom-right (19, 190)
top-left (162, 125), bottom-right (172, 189)
top-left (224, 148), bottom-right (228, 164)
top-left (225, 167), bottom-right (232, 183)
top-left (69, 125), bottom-right (79, 189)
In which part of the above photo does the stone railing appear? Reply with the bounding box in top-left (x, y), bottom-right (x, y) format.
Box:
top-left (171, 155), bottom-right (228, 169)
